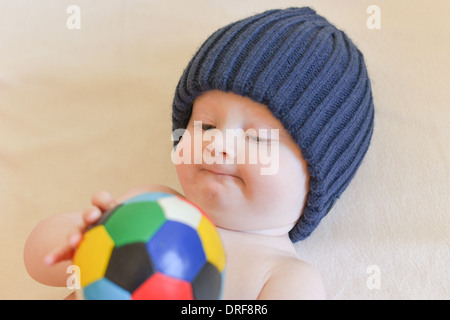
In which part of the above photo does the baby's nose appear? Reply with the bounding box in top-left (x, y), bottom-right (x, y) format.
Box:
top-left (203, 129), bottom-right (237, 163)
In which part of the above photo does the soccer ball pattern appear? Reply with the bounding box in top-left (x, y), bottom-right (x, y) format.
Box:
top-left (73, 192), bottom-right (226, 300)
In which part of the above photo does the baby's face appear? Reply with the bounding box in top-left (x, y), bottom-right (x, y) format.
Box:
top-left (174, 90), bottom-right (309, 235)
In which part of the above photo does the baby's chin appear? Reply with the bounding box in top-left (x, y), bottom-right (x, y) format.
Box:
top-left (185, 191), bottom-right (249, 227)
top-left (195, 171), bottom-right (245, 201)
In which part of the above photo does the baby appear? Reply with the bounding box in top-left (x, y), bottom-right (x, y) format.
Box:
top-left (24, 7), bottom-right (374, 299)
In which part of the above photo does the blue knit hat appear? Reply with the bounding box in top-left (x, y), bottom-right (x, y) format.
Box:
top-left (172, 7), bottom-right (374, 242)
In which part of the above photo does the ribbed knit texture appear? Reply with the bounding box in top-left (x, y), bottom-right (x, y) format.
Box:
top-left (172, 7), bottom-right (374, 242)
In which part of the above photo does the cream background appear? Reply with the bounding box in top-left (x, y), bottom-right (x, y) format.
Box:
top-left (1, 0), bottom-right (448, 299)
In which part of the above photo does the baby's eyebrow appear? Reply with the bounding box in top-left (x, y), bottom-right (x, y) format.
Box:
top-left (190, 112), bottom-right (216, 123)
top-left (246, 119), bottom-right (282, 131)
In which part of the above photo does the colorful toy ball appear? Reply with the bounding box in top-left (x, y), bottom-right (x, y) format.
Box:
top-left (73, 192), bottom-right (226, 300)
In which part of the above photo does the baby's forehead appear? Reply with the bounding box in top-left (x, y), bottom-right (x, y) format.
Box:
top-left (192, 90), bottom-right (286, 130)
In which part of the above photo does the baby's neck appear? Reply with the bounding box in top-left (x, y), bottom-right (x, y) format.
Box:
top-left (217, 227), bottom-right (296, 255)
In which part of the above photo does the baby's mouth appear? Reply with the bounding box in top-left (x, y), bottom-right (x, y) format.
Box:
top-left (201, 167), bottom-right (241, 181)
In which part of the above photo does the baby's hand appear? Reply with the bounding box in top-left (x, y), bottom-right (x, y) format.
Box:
top-left (44, 191), bottom-right (117, 266)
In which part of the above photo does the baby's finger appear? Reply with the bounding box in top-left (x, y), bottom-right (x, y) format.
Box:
top-left (44, 245), bottom-right (75, 266)
top-left (91, 190), bottom-right (116, 212)
top-left (82, 206), bottom-right (102, 226)
top-left (44, 228), bottom-right (83, 266)
top-left (68, 230), bottom-right (83, 248)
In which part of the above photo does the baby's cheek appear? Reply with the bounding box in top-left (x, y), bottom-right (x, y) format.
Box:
top-left (172, 130), bottom-right (194, 164)
top-left (253, 171), bottom-right (302, 210)
top-left (242, 172), bottom-right (279, 205)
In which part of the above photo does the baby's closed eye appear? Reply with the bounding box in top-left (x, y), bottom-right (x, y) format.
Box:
top-left (193, 120), bottom-right (276, 144)
top-left (193, 121), bottom-right (216, 131)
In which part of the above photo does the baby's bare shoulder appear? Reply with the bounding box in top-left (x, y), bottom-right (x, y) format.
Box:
top-left (258, 257), bottom-right (326, 300)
